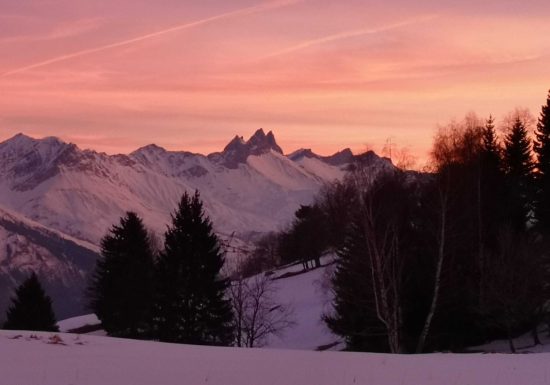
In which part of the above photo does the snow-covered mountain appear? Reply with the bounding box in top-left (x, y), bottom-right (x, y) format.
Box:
top-left (0, 129), bottom-right (363, 244)
top-left (0, 206), bottom-right (99, 319)
top-left (0, 128), bottom-right (388, 318)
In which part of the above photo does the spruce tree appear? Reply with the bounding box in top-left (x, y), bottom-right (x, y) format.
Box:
top-left (533, 90), bottom-right (550, 233)
top-left (482, 116), bottom-right (500, 161)
top-left (4, 273), bottom-right (58, 332)
top-left (324, 217), bottom-right (389, 351)
top-left (88, 212), bottom-right (155, 338)
top-left (324, 171), bottom-right (426, 353)
top-left (153, 191), bottom-right (234, 345)
top-left (503, 117), bottom-right (535, 233)
top-left (480, 116), bottom-right (506, 249)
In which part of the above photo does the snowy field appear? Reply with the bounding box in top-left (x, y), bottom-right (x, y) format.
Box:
top-left (1, 330), bottom-right (549, 385)
top-left (33, 256), bottom-right (550, 385)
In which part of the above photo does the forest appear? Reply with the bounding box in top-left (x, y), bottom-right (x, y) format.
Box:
top-left (252, 90), bottom-right (550, 353)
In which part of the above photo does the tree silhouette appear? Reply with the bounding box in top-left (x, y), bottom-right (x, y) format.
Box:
top-left (153, 191), bottom-right (234, 345)
top-left (4, 273), bottom-right (58, 332)
top-left (88, 212), bottom-right (155, 338)
top-left (503, 117), bottom-right (535, 233)
top-left (533, 90), bottom-right (550, 233)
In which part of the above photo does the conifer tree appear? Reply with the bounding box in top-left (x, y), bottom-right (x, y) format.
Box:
top-left (286, 204), bottom-right (328, 269)
top-left (533, 90), bottom-right (550, 233)
top-left (88, 212), bottom-right (155, 338)
top-left (482, 116), bottom-right (500, 162)
top-left (324, 217), bottom-right (389, 351)
top-left (153, 191), bottom-right (234, 345)
top-left (4, 273), bottom-right (58, 332)
top-left (325, 171), bottom-right (425, 353)
top-left (503, 117), bottom-right (535, 233)
top-left (480, 115), bottom-right (506, 248)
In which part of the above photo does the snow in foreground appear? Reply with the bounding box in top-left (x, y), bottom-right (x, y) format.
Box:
top-left (1, 331), bottom-right (549, 385)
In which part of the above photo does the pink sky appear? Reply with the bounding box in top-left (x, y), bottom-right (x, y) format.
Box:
top-left (1, 0), bottom-right (549, 163)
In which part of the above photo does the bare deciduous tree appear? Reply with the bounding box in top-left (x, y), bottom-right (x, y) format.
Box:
top-left (416, 181), bottom-right (448, 353)
top-left (358, 181), bottom-right (405, 353)
top-left (230, 274), bottom-right (295, 348)
top-left (343, 167), bottom-right (410, 353)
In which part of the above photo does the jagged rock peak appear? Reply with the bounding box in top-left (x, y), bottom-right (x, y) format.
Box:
top-left (246, 128), bottom-right (283, 155)
top-left (223, 135), bottom-right (246, 152)
top-left (218, 129), bottom-right (283, 168)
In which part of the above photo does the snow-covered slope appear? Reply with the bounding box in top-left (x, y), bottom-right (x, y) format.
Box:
top-left (0, 206), bottom-right (99, 320)
top-left (0, 129), bottom-right (357, 244)
top-left (1, 330), bottom-right (548, 385)
top-left (261, 257), bottom-right (338, 350)
top-left (0, 129), bottom-right (391, 318)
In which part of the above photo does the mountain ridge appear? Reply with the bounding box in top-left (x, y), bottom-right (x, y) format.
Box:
top-left (0, 128), bottom-right (391, 245)
top-left (1, 129), bottom-right (351, 164)
top-left (0, 129), bottom-right (389, 318)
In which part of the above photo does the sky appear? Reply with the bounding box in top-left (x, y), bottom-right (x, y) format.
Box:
top-left (1, 0), bottom-right (549, 163)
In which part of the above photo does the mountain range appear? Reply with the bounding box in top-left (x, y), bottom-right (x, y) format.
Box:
top-left (0, 128), bottom-right (387, 318)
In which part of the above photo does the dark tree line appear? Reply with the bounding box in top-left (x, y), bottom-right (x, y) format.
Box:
top-left (321, 92), bottom-right (550, 353)
top-left (88, 191), bottom-right (234, 346)
top-left (256, 91), bottom-right (550, 353)
top-left (251, 181), bottom-right (357, 273)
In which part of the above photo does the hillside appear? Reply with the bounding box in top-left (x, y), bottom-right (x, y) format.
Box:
top-left (0, 206), bottom-right (99, 319)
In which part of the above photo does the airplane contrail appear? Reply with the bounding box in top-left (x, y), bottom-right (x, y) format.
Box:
top-left (261, 14), bottom-right (439, 60)
top-left (1, 0), bottom-right (302, 77)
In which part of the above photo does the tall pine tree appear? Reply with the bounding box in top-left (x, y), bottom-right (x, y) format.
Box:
top-left (88, 212), bottom-right (155, 338)
top-left (480, 115), bottom-right (506, 249)
top-left (533, 90), bottom-right (550, 234)
top-left (482, 116), bottom-right (500, 163)
top-left (153, 191), bottom-right (234, 345)
top-left (503, 117), bottom-right (535, 233)
top-left (4, 273), bottom-right (58, 332)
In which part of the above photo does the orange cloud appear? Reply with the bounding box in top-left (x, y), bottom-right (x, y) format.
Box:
top-left (1, 0), bottom-right (303, 77)
top-left (0, 1), bottom-right (549, 164)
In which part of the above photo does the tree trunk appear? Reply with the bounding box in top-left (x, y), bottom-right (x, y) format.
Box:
top-left (508, 337), bottom-right (516, 353)
top-left (532, 324), bottom-right (541, 346)
top-left (507, 323), bottom-right (516, 353)
top-left (477, 161), bottom-right (485, 305)
top-left (416, 190), bottom-right (447, 353)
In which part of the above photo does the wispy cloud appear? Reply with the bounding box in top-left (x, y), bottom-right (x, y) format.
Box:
top-left (260, 14), bottom-right (439, 60)
top-left (0, 0), bottom-right (302, 77)
top-left (0, 17), bottom-right (104, 45)
top-left (47, 18), bottom-right (105, 40)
